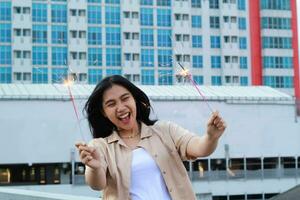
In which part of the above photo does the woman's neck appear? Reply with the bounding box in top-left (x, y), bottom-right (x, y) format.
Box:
top-left (118, 121), bottom-right (140, 138)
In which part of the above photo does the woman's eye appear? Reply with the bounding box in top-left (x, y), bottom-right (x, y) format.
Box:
top-left (106, 103), bottom-right (115, 107)
top-left (122, 96), bottom-right (129, 101)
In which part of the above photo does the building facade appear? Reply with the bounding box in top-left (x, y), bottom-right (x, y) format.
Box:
top-left (0, 84), bottom-right (299, 200)
top-left (0, 0), bottom-right (299, 98)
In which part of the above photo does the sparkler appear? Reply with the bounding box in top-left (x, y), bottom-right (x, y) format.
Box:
top-left (63, 74), bottom-right (87, 142)
top-left (170, 34), bottom-right (214, 113)
top-left (177, 62), bottom-right (214, 113)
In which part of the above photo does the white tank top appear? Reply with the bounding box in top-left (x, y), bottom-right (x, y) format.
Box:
top-left (130, 148), bottom-right (172, 200)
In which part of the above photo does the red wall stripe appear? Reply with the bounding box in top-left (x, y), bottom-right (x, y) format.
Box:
top-left (249, 0), bottom-right (262, 85)
top-left (291, 0), bottom-right (300, 99)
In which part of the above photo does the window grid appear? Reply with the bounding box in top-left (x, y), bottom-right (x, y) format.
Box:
top-left (33, 46), bottom-right (48, 65)
top-left (33, 67), bottom-right (48, 83)
top-left (106, 48), bottom-right (121, 66)
top-left (88, 48), bottom-right (102, 66)
top-left (141, 69), bottom-right (155, 85)
top-left (141, 49), bottom-right (154, 67)
top-left (88, 69), bottom-right (102, 84)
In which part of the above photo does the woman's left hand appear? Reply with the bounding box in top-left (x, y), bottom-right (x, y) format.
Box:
top-left (206, 111), bottom-right (226, 140)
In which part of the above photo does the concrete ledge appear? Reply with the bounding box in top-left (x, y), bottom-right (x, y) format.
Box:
top-left (0, 188), bottom-right (100, 200)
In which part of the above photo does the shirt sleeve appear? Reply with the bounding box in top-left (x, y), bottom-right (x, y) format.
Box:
top-left (165, 121), bottom-right (198, 161)
top-left (86, 138), bottom-right (108, 172)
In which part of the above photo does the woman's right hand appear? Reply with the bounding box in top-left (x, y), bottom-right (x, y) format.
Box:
top-left (75, 142), bottom-right (102, 170)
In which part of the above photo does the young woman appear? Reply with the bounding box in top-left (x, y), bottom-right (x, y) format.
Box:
top-left (76, 75), bottom-right (226, 200)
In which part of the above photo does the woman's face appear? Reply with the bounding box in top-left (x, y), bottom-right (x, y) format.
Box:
top-left (102, 84), bottom-right (138, 132)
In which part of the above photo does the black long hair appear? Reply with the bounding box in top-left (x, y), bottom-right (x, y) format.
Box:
top-left (84, 75), bottom-right (157, 138)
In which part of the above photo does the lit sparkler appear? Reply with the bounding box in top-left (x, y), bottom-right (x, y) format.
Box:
top-left (177, 62), bottom-right (214, 113)
top-left (64, 75), bottom-right (86, 142)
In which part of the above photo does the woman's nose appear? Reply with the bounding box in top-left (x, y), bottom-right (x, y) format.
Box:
top-left (116, 102), bottom-right (126, 112)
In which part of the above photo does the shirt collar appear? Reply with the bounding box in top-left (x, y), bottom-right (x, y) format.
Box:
top-left (107, 122), bottom-right (153, 144)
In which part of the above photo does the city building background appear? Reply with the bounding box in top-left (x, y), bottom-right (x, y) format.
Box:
top-left (1, 0), bottom-right (300, 199)
top-left (0, 0), bottom-right (299, 99)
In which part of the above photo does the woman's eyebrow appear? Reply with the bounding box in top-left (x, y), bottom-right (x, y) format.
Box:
top-left (104, 93), bottom-right (130, 105)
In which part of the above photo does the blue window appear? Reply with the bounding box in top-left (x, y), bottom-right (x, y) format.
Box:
top-left (210, 16), bottom-right (220, 28)
top-left (33, 25), bottom-right (47, 44)
top-left (105, 0), bottom-right (120, 4)
top-left (106, 27), bottom-right (121, 45)
top-left (0, 23), bottom-right (11, 43)
top-left (192, 35), bottom-right (202, 48)
top-left (141, 49), bottom-right (154, 67)
top-left (239, 37), bottom-right (247, 49)
top-left (33, 46), bottom-right (48, 65)
top-left (52, 47), bottom-right (67, 65)
top-left (211, 36), bottom-right (221, 48)
top-left (157, 0), bottom-right (171, 6)
top-left (52, 25), bottom-right (67, 44)
top-left (261, 0), bottom-right (290, 10)
top-left (106, 48), bottom-right (121, 66)
top-left (158, 49), bottom-right (172, 67)
top-left (0, 2), bottom-right (11, 21)
top-left (51, 4), bottom-right (67, 23)
top-left (106, 69), bottom-right (121, 76)
top-left (192, 15), bottom-right (201, 28)
top-left (0, 67), bottom-right (11, 83)
top-left (158, 70), bottom-right (173, 85)
top-left (105, 6), bottom-right (120, 24)
top-left (240, 57), bottom-right (247, 69)
top-left (209, 0), bottom-right (219, 9)
top-left (157, 9), bottom-right (171, 27)
top-left (240, 76), bottom-right (248, 86)
top-left (88, 27), bottom-right (102, 45)
top-left (211, 56), bottom-right (221, 68)
top-left (32, 67), bottom-right (48, 83)
top-left (263, 76), bottom-right (293, 88)
top-left (238, 17), bottom-right (246, 30)
top-left (261, 17), bottom-right (291, 30)
top-left (88, 69), bottom-right (102, 84)
top-left (238, 0), bottom-right (246, 10)
top-left (193, 75), bottom-right (203, 85)
top-left (140, 8), bottom-right (153, 26)
top-left (263, 56), bottom-right (293, 68)
top-left (52, 68), bottom-right (67, 83)
top-left (88, 0), bottom-right (101, 2)
top-left (157, 29), bottom-right (171, 47)
top-left (140, 0), bottom-right (153, 5)
top-left (262, 37), bottom-right (292, 49)
top-left (32, 3), bottom-right (47, 22)
top-left (141, 29), bottom-right (154, 46)
top-left (191, 0), bottom-right (201, 8)
top-left (141, 69), bottom-right (155, 85)
top-left (192, 55), bottom-right (203, 68)
top-left (88, 48), bottom-right (102, 66)
top-left (88, 6), bottom-right (101, 24)
top-left (211, 76), bottom-right (222, 85)
top-left (0, 46), bottom-right (11, 64)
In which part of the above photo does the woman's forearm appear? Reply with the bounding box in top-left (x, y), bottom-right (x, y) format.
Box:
top-left (187, 134), bottom-right (219, 158)
top-left (85, 167), bottom-right (107, 190)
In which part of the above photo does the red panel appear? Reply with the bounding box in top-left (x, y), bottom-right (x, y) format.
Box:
top-left (291, 0), bottom-right (300, 99)
top-left (249, 0), bottom-right (262, 85)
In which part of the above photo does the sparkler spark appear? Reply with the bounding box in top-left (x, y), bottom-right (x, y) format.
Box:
top-left (177, 63), bottom-right (214, 113)
top-left (64, 76), bottom-right (86, 142)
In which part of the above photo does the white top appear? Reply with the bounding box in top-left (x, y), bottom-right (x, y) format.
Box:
top-left (130, 148), bottom-right (172, 200)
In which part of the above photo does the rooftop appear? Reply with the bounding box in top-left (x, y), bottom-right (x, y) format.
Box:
top-left (0, 84), bottom-right (293, 103)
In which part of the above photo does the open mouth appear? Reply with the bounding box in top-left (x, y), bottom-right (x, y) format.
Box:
top-left (118, 112), bottom-right (131, 124)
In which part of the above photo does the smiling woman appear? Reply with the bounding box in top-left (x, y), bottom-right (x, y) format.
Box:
top-left (75, 75), bottom-right (226, 200)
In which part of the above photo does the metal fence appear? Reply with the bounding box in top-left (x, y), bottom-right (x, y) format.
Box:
top-left (189, 168), bottom-right (300, 181)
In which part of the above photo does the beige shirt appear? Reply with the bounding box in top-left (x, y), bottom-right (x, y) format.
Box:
top-left (87, 121), bottom-right (198, 200)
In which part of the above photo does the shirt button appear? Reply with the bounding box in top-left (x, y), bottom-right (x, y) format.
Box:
top-left (163, 171), bottom-right (166, 175)
top-left (154, 154), bottom-right (158, 158)
top-left (169, 188), bottom-right (173, 193)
